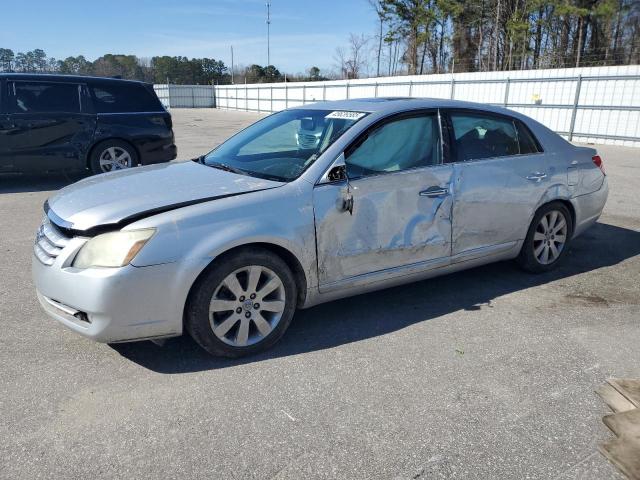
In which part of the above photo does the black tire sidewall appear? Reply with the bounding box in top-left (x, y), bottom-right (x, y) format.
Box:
top-left (518, 202), bottom-right (574, 273)
top-left (185, 249), bottom-right (297, 358)
top-left (89, 140), bottom-right (138, 175)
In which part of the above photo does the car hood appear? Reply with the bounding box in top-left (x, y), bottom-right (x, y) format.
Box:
top-left (46, 161), bottom-right (284, 233)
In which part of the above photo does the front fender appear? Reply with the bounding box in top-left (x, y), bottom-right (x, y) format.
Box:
top-left (128, 183), bottom-right (318, 289)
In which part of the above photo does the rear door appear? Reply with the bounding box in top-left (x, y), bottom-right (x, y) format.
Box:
top-left (313, 111), bottom-right (454, 290)
top-left (444, 110), bottom-right (547, 258)
top-left (4, 80), bottom-right (96, 172)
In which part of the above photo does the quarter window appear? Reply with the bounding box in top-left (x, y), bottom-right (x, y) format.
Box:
top-left (10, 81), bottom-right (81, 113)
top-left (346, 114), bottom-right (440, 178)
top-left (515, 120), bottom-right (541, 154)
top-left (90, 84), bottom-right (161, 113)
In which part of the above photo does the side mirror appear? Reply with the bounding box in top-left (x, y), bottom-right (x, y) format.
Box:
top-left (327, 164), bottom-right (347, 182)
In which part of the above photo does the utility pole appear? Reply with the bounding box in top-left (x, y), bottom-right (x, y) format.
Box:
top-left (266, 2), bottom-right (271, 66)
top-left (230, 45), bottom-right (234, 84)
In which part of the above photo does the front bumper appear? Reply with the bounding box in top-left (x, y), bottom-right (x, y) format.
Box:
top-left (32, 253), bottom-right (194, 343)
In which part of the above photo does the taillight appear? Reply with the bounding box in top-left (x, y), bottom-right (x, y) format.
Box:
top-left (592, 155), bottom-right (605, 175)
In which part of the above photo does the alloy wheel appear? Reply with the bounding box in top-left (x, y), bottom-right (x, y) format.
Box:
top-left (99, 147), bottom-right (133, 172)
top-left (209, 266), bottom-right (286, 347)
top-left (533, 210), bottom-right (568, 265)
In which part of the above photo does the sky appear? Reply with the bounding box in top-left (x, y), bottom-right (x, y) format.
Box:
top-left (2, 0), bottom-right (379, 74)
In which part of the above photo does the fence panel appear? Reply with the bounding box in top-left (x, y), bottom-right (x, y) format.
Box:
top-left (159, 65), bottom-right (640, 147)
top-left (153, 84), bottom-right (216, 108)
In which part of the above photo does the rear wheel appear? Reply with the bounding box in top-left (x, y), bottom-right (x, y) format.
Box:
top-left (89, 140), bottom-right (138, 175)
top-left (518, 202), bottom-right (573, 273)
top-left (185, 249), bottom-right (297, 357)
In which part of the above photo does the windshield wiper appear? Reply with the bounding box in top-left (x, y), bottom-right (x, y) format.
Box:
top-left (208, 162), bottom-right (247, 175)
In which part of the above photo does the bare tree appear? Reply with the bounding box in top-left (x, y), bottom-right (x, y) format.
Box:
top-left (334, 34), bottom-right (370, 80)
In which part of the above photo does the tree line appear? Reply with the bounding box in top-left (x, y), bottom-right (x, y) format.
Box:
top-left (0, 47), bottom-right (329, 84)
top-left (362, 0), bottom-right (639, 76)
top-left (0, 48), bottom-right (231, 84)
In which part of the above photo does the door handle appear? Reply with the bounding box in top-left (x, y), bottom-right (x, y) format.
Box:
top-left (419, 186), bottom-right (449, 197)
top-left (526, 172), bottom-right (547, 182)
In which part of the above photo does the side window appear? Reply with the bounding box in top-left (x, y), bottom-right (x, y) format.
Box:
top-left (90, 83), bottom-right (161, 113)
top-left (10, 82), bottom-right (80, 113)
top-left (516, 120), bottom-right (541, 154)
top-left (346, 114), bottom-right (440, 178)
top-left (450, 113), bottom-right (519, 161)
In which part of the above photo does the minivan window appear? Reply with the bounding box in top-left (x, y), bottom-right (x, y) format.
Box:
top-left (451, 112), bottom-right (520, 161)
top-left (90, 83), bottom-right (161, 113)
top-left (10, 81), bottom-right (81, 113)
top-left (346, 114), bottom-right (440, 178)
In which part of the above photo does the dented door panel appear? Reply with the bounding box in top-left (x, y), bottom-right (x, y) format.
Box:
top-left (313, 165), bottom-right (454, 288)
top-left (451, 154), bottom-right (548, 255)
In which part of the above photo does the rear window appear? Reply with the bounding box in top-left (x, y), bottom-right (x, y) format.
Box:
top-left (90, 83), bottom-right (162, 113)
top-left (10, 81), bottom-right (81, 113)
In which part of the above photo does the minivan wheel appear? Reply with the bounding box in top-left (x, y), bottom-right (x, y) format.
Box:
top-left (517, 202), bottom-right (573, 273)
top-left (89, 140), bottom-right (138, 175)
top-left (185, 249), bottom-right (297, 358)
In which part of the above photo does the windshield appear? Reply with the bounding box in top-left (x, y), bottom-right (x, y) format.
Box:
top-left (203, 109), bottom-right (368, 181)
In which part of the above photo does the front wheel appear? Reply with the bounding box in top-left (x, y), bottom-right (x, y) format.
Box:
top-left (185, 249), bottom-right (297, 357)
top-left (517, 202), bottom-right (573, 273)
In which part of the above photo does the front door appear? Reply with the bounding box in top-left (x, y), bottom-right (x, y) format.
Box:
top-left (5, 80), bottom-right (95, 172)
top-left (313, 111), bottom-right (454, 290)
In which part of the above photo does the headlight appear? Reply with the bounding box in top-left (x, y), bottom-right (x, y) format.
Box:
top-left (72, 229), bottom-right (155, 269)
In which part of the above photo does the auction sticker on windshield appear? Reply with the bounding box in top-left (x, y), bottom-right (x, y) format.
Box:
top-left (325, 111), bottom-right (367, 120)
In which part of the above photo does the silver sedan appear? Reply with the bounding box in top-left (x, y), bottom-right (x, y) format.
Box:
top-left (32, 98), bottom-right (608, 357)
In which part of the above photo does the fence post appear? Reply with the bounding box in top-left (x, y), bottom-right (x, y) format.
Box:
top-left (323, 83), bottom-right (326, 101)
top-left (257, 87), bottom-right (260, 113)
top-left (191, 87), bottom-right (195, 108)
top-left (270, 85), bottom-right (273, 113)
top-left (503, 78), bottom-right (510, 106)
top-left (568, 75), bottom-right (582, 141)
top-left (245, 83), bottom-right (248, 112)
top-left (408, 80), bottom-right (413, 97)
top-left (346, 82), bottom-right (350, 99)
top-left (450, 77), bottom-right (455, 100)
top-left (285, 83), bottom-right (288, 108)
top-left (303, 84), bottom-right (306, 105)
top-left (374, 82), bottom-right (378, 98)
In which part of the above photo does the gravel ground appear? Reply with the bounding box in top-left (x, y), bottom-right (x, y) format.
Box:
top-left (0, 108), bottom-right (638, 479)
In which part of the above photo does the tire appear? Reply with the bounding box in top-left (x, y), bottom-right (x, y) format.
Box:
top-left (185, 248), bottom-right (298, 358)
top-left (89, 140), bottom-right (138, 175)
top-left (517, 202), bottom-right (573, 273)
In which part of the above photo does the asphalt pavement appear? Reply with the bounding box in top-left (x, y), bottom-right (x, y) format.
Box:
top-left (1, 108), bottom-right (638, 479)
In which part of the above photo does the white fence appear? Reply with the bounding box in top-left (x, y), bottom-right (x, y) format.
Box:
top-left (212, 65), bottom-right (640, 147)
top-left (153, 84), bottom-right (216, 108)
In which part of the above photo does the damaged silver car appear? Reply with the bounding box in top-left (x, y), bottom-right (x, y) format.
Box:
top-left (32, 98), bottom-right (608, 357)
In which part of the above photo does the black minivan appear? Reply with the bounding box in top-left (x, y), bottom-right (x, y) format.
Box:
top-left (0, 74), bottom-right (176, 175)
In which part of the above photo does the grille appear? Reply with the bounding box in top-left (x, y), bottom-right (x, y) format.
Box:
top-left (34, 217), bottom-right (71, 266)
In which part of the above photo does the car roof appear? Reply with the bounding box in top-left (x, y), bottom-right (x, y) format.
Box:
top-left (0, 73), bottom-right (150, 86)
top-left (292, 97), bottom-right (519, 117)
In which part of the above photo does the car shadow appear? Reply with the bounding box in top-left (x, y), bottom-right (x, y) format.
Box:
top-left (111, 221), bottom-right (640, 373)
top-left (0, 172), bottom-right (87, 194)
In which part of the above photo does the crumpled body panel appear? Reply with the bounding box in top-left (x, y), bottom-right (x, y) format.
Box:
top-left (313, 165), bottom-right (454, 288)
